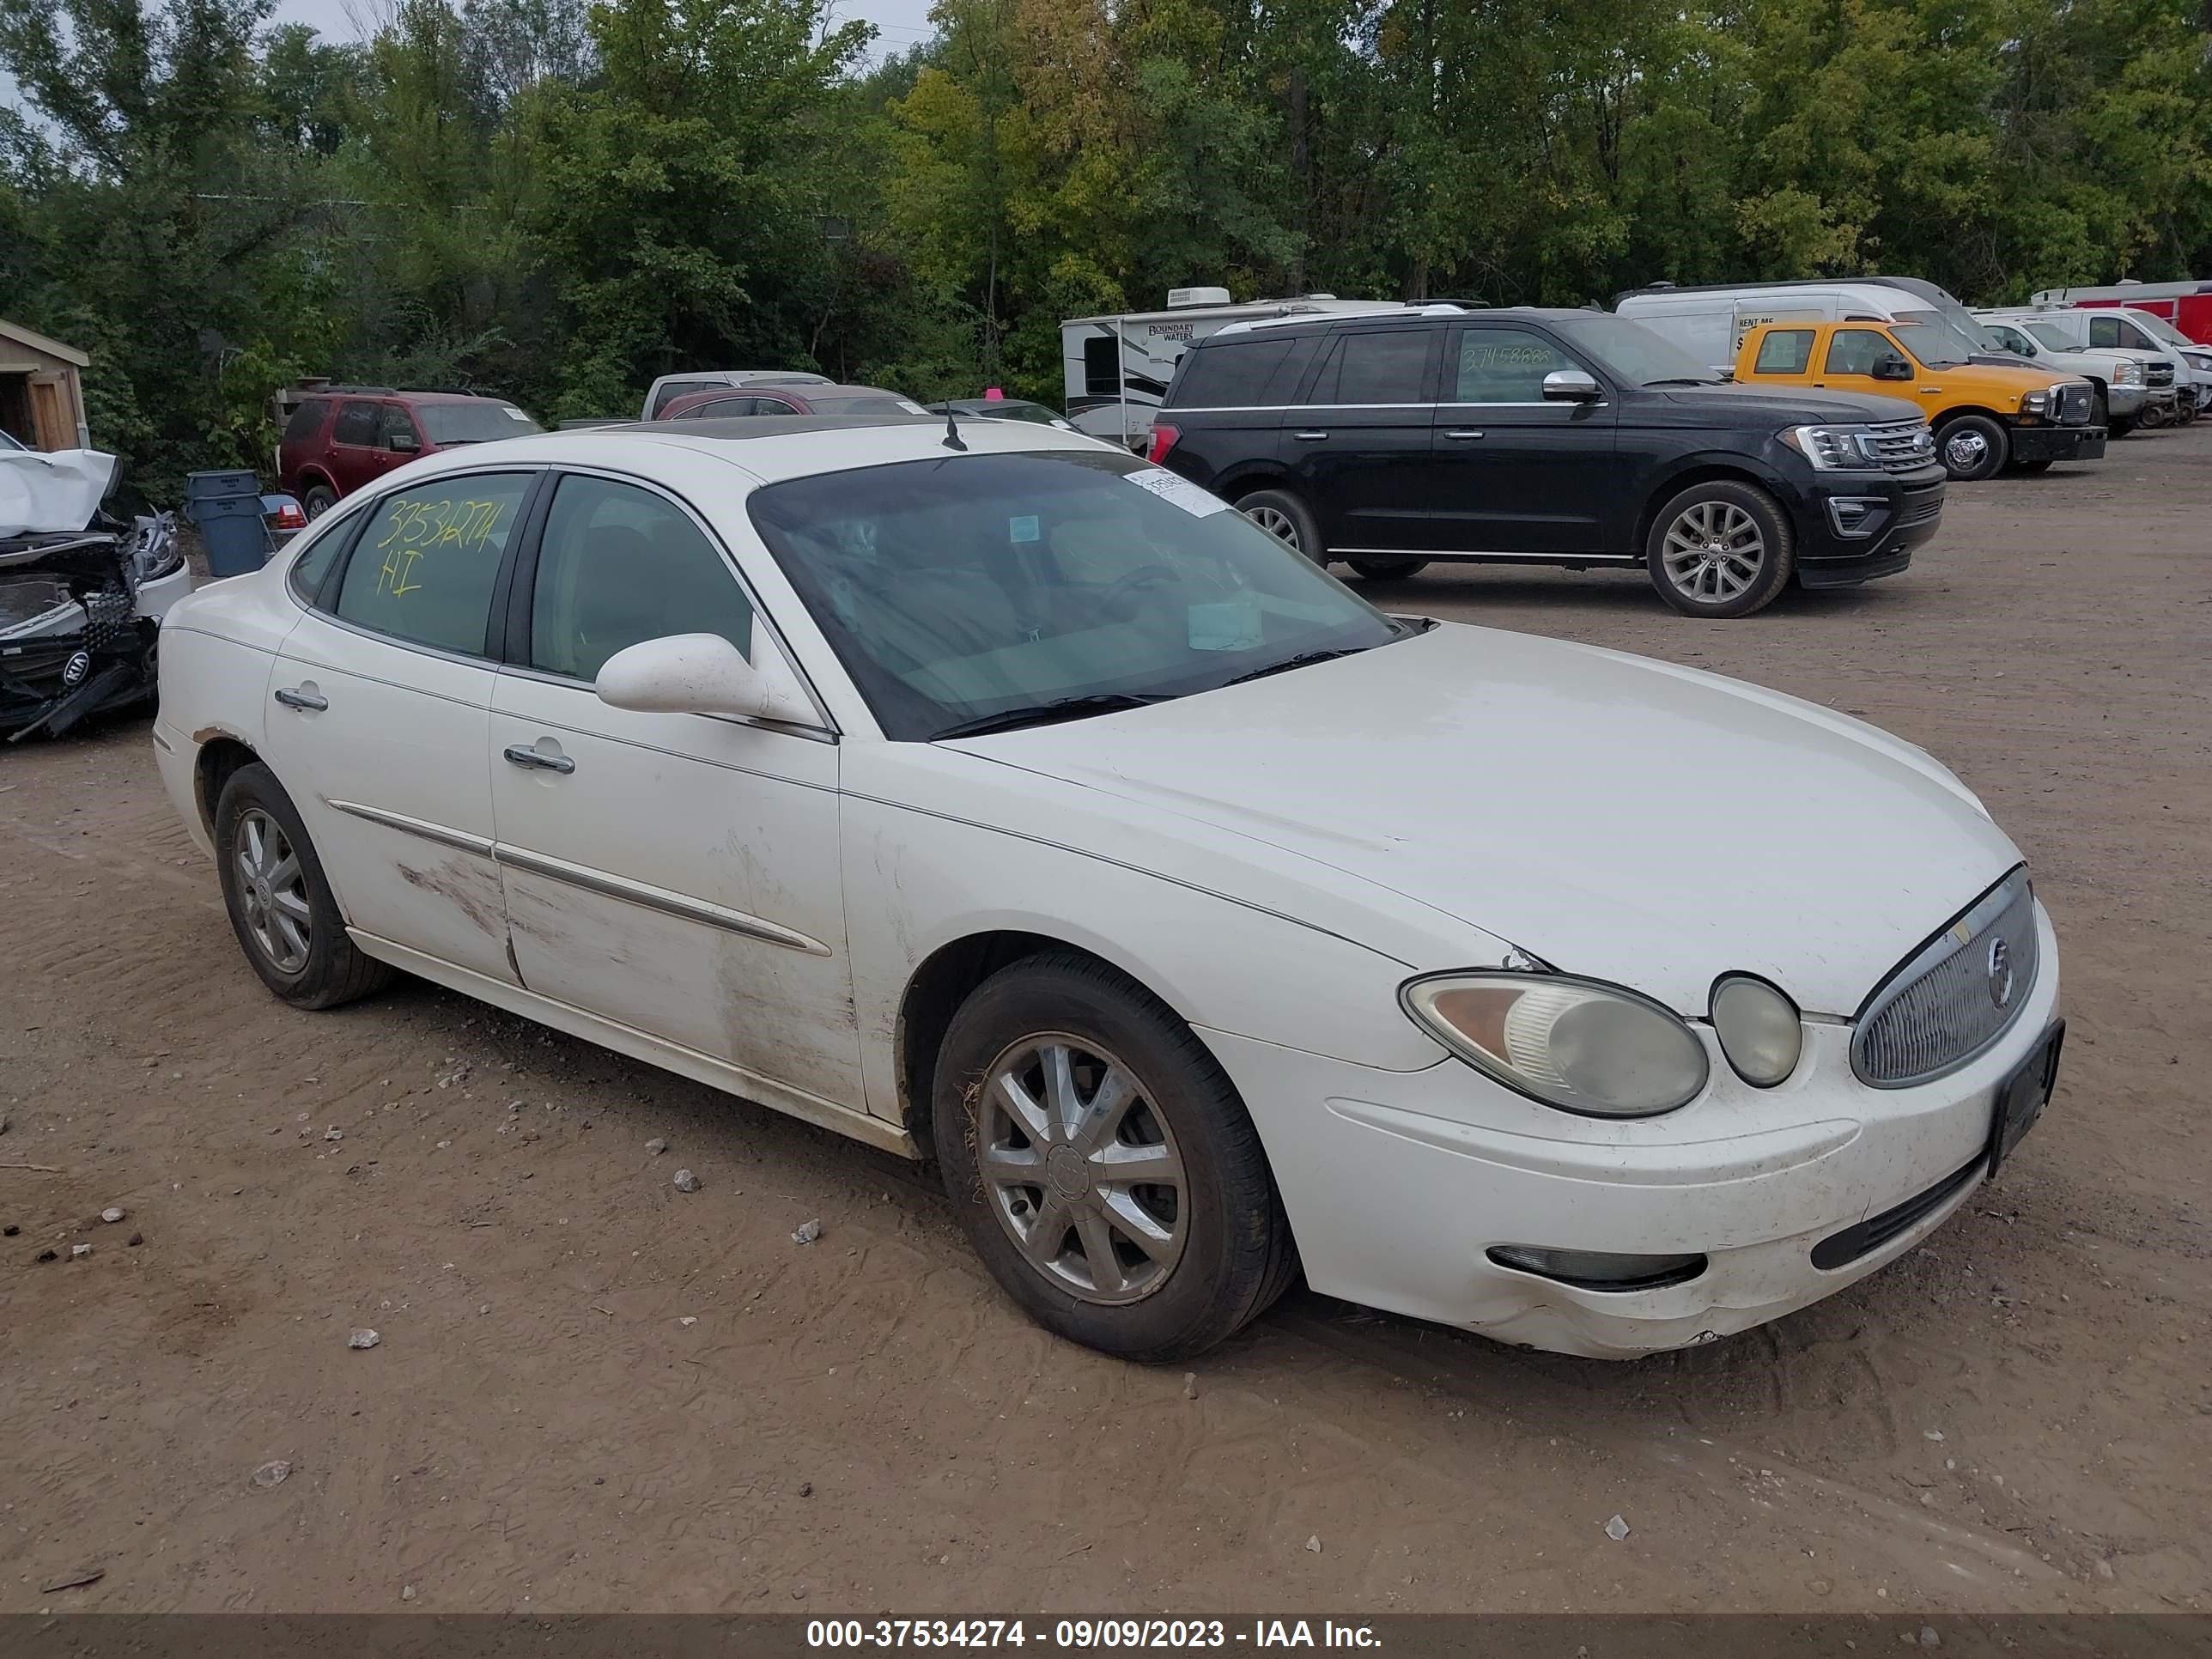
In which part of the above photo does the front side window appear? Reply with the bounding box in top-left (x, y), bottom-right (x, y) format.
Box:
top-left (1825, 329), bottom-right (1899, 377)
top-left (530, 475), bottom-right (753, 682)
top-left (375, 405), bottom-right (419, 450)
top-left (331, 401), bottom-right (379, 447)
top-left (2108, 317), bottom-right (2155, 349)
top-left (1752, 329), bottom-right (1816, 374)
top-left (748, 451), bottom-right (1406, 741)
top-left (1308, 329), bottom-right (1432, 404)
top-left (1886, 322), bottom-right (1968, 368)
top-left (331, 471), bottom-right (534, 657)
top-left (1450, 328), bottom-right (1581, 401)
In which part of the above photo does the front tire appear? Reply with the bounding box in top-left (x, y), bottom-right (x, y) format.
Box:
top-left (1344, 556), bottom-right (1430, 580)
top-left (1644, 480), bottom-right (1795, 619)
top-left (933, 952), bottom-right (1295, 1362)
top-left (1235, 489), bottom-right (1326, 566)
top-left (215, 763), bottom-right (392, 1009)
top-left (1936, 414), bottom-right (2008, 481)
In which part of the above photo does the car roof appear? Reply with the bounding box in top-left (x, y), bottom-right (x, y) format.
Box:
top-left (1202, 304), bottom-right (1599, 342)
top-left (658, 385), bottom-right (909, 417)
top-left (655, 370), bottom-right (833, 386)
top-left (391, 410), bottom-right (1117, 489)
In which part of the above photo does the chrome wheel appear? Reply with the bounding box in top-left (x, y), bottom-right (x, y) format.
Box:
top-left (1943, 428), bottom-right (1990, 471)
top-left (977, 1036), bottom-right (1188, 1305)
top-left (1661, 500), bottom-right (1766, 604)
top-left (234, 808), bottom-right (312, 974)
top-left (1243, 505), bottom-right (1302, 551)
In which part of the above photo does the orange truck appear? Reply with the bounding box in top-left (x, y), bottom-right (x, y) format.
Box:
top-left (1731, 319), bottom-right (2104, 481)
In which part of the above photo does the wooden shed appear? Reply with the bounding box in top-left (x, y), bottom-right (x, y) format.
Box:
top-left (0, 319), bottom-right (92, 451)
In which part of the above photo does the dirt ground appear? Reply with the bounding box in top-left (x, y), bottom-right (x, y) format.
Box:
top-left (3, 426), bottom-right (2208, 1619)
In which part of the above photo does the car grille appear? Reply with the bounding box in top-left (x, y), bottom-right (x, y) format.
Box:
top-left (2055, 381), bottom-right (2094, 425)
top-left (1899, 487), bottom-right (1944, 526)
top-left (1857, 422), bottom-right (1936, 471)
top-left (1853, 868), bottom-right (2039, 1089)
top-left (2146, 362), bottom-right (2176, 389)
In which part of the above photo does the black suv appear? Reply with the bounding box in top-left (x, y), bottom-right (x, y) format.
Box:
top-left (1147, 306), bottom-right (1948, 618)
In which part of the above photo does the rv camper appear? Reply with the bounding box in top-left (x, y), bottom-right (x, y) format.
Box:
top-left (1060, 288), bottom-right (1406, 448)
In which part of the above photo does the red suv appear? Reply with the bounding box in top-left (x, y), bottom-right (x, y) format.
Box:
top-left (280, 388), bottom-right (541, 517)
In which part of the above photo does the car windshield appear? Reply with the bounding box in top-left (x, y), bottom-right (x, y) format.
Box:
top-left (2024, 322), bottom-right (2073, 352)
top-left (1562, 314), bottom-right (1725, 384)
top-left (748, 450), bottom-right (1407, 741)
top-left (808, 394), bottom-right (914, 416)
top-left (1888, 321), bottom-right (1971, 368)
top-left (2124, 313), bottom-right (2193, 348)
top-left (418, 402), bottom-right (541, 443)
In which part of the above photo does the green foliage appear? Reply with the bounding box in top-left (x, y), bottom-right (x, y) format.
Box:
top-left (2, 0), bottom-right (2208, 495)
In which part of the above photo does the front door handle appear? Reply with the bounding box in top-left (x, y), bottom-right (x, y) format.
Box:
top-left (1443, 429), bottom-right (1485, 441)
top-left (273, 686), bottom-right (327, 712)
top-left (1292, 430), bottom-right (1329, 441)
top-left (504, 744), bottom-right (574, 775)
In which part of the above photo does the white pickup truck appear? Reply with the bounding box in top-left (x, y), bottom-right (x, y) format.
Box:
top-left (1971, 311), bottom-right (2179, 434)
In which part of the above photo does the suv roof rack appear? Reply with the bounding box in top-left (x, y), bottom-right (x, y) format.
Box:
top-left (1209, 301), bottom-right (1502, 339)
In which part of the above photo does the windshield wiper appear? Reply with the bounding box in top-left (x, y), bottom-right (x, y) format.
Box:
top-left (1218, 647), bottom-right (1370, 688)
top-left (1644, 377), bottom-right (1722, 387)
top-left (929, 692), bottom-right (1175, 740)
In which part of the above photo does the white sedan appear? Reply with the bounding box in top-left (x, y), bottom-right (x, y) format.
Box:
top-left (151, 412), bottom-right (2063, 1361)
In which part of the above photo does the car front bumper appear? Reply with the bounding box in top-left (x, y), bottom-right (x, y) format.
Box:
top-left (2107, 386), bottom-right (2149, 419)
top-left (1204, 901), bottom-right (2060, 1359)
top-left (2008, 423), bottom-right (2106, 464)
top-left (1793, 464), bottom-right (1946, 588)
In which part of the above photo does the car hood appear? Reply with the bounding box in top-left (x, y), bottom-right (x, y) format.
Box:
top-left (957, 623), bottom-right (2022, 1017)
top-left (1656, 386), bottom-right (1925, 426)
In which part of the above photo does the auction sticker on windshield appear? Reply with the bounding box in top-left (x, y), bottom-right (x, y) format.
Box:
top-left (1125, 467), bottom-right (1228, 517)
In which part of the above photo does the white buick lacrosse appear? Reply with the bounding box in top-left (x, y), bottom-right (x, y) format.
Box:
top-left (153, 413), bottom-right (2061, 1361)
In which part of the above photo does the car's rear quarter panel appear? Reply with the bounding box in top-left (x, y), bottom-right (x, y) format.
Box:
top-left (153, 577), bottom-right (301, 852)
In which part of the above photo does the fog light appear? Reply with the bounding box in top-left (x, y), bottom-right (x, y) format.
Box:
top-left (1486, 1246), bottom-right (1708, 1292)
top-left (1825, 497), bottom-right (1887, 538)
top-left (1711, 975), bottom-right (1803, 1087)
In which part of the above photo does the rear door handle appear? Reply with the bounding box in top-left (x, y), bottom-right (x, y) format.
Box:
top-left (273, 686), bottom-right (327, 712)
top-left (503, 744), bottom-right (574, 775)
top-left (1443, 429), bottom-right (1485, 441)
top-left (1292, 430), bottom-right (1329, 441)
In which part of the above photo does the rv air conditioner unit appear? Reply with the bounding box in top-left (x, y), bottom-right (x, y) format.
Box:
top-left (1166, 287), bottom-right (1232, 308)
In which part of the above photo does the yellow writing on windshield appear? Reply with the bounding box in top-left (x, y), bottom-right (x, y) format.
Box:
top-left (373, 497), bottom-right (507, 597)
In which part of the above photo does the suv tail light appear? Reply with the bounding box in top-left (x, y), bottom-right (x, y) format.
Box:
top-left (1145, 423), bottom-right (1181, 465)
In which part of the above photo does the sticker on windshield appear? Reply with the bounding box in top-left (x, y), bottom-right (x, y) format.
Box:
top-left (1008, 514), bottom-right (1040, 544)
top-left (1125, 467), bottom-right (1228, 517)
top-left (898, 399), bottom-right (929, 415)
top-left (504, 406), bottom-right (531, 421)
top-left (1188, 599), bottom-right (1261, 652)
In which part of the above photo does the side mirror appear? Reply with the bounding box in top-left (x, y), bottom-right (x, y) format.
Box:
top-left (1542, 368), bottom-right (1602, 402)
top-left (1872, 355), bottom-right (1914, 382)
top-left (595, 632), bottom-right (817, 726)
top-left (387, 429), bottom-right (421, 453)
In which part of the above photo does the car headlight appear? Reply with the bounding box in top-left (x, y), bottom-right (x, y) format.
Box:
top-left (2020, 389), bottom-right (2051, 415)
top-left (1780, 425), bottom-right (1879, 470)
top-left (2112, 362), bottom-right (2143, 386)
top-left (1401, 973), bottom-right (1709, 1118)
top-left (1711, 975), bottom-right (1803, 1087)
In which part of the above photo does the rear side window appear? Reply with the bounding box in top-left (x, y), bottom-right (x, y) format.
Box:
top-left (1307, 330), bottom-right (1432, 404)
top-left (332, 401), bottom-right (379, 446)
top-left (650, 379), bottom-right (722, 416)
top-left (1173, 338), bottom-right (1295, 407)
top-left (2091, 315), bottom-right (2154, 349)
top-left (1752, 329), bottom-right (1816, 374)
top-left (333, 471), bottom-right (534, 657)
top-left (685, 398), bottom-right (761, 418)
top-left (283, 399), bottom-right (329, 441)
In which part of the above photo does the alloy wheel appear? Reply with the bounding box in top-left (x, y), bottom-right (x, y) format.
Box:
top-left (1243, 505), bottom-right (1302, 552)
top-left (976, 1035), bottom-right (1188, 1305)
top-left (234, 808), bottom-right (312, 974)
top-left (1661, 500), bottom-right (1766, 605)
top-left (1943, 428), bottom-right (1990, 472)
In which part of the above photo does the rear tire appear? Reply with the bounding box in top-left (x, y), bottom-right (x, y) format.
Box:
top-left (1344, 556), bottom-right (1430, 580)
top-left (1936, 414), bottom-right (2008, 481)
top-left (301, 483), bottom-right (338, 520)
top-left (215, 763), bottom-right (392, 1009)
top-left (1643, 480), bottom-right (1795, 619)
top-left (1235, 489), bottom-right (1326, 566)
top-left (932, 951), bottom-right (1294, 1362)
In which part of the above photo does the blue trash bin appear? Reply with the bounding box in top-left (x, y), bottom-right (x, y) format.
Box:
top-left (184, 470), bottom-right (273, 577)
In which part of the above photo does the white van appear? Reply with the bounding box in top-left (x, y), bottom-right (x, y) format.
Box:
top-left (1615, 280), bottom-right (1993, 376)
top-left (1061, 288), bottom-right (1408, 447)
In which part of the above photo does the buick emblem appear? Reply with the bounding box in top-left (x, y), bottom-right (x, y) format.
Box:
top-left (1986, 938), bottom-right (2014, 1009)
top-left (61, 650), bottom-right (91, 689)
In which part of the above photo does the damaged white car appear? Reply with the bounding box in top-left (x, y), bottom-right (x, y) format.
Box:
top-left (151, 415), bottom-right (2062, 1361)
top-left (2, 444), bottom-right (189, 741)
